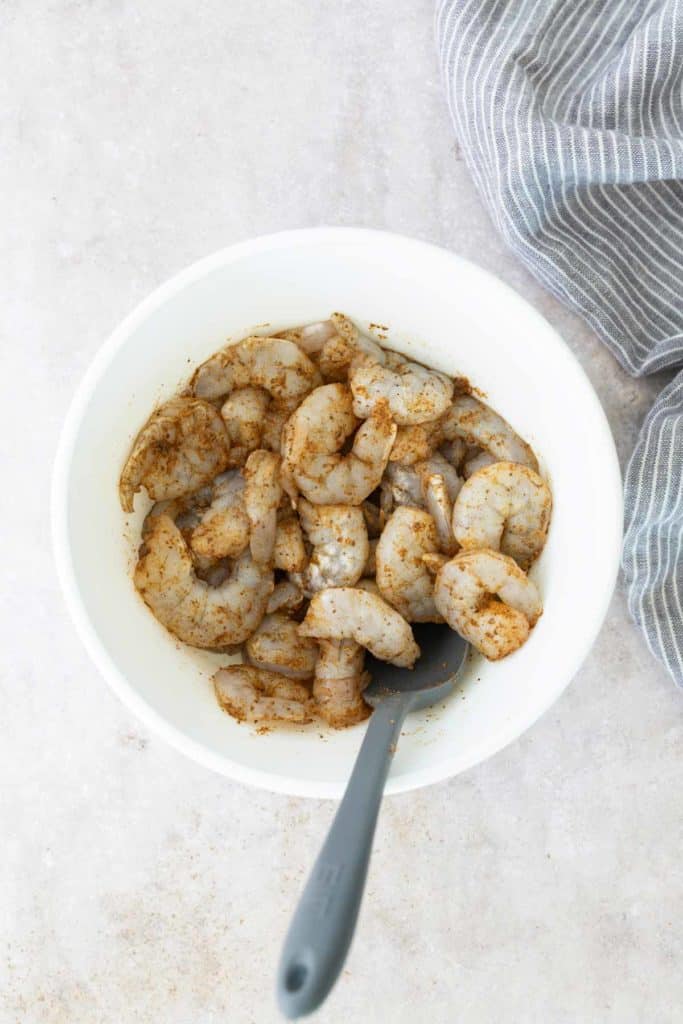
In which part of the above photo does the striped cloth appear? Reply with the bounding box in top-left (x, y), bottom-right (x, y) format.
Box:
top-left (436, 0), bottom-right (683, 686)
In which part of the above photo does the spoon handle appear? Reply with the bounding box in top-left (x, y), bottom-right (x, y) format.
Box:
top-left (276, 695), bottom-right (411, 1019)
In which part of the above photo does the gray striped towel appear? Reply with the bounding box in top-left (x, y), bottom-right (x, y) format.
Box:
top-left (437, 0), bottom-right (683, 686)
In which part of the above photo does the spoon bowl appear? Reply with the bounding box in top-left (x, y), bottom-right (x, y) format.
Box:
top-left (364, 622), bottom-right (469, 710)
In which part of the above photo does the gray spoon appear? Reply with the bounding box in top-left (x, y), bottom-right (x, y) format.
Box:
top-left (276, 623), bottom-right (468, 1019)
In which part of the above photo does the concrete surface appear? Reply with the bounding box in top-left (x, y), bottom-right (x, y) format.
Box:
top-left (2, 2), bottom-right (681, 1022)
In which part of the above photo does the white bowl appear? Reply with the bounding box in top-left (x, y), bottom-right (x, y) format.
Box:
top-left (52, 228), bottom-right (622, 798)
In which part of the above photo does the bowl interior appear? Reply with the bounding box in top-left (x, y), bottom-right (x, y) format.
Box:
top-left (54, 230), bottom-right (622, 797)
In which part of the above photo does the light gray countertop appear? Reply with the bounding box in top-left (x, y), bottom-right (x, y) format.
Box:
top-left (2, 3), bottom-right (681, 1022)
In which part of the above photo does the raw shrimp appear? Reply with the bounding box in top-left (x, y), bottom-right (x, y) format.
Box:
top-left (313, 639), bottom-right (370, 728)
top-left (375, 506), bottom-right (442, 622)
top-left (381, 453), bottom-right (461, 519)
top-left (434, 549), bottom-right (542, 660)
top-left (299, 587), bottom-right (419, 667)
top-left (299, 319), bottom-right (339, 353)
top-left (390, 420), bottom-right (444, 464)
top-left (261, 400), bottom-right (294, 453)
top-left (350, 354), bottom-right (454, 425)
top-left (313, 313), bottom-right (386, 381)
top-left (213, 666), bottom-right (313, 724)
top-left (244, 450), bottom-right (282, 564)
top-left (266, 579), bottom-right (304, 615)
top-left (282, 383), bottom-right (396, 505)
top-left (119, 397), bottom-right (230, 512)
top-left (272, 517), bottom-right (307, 573)
top-left (280, 313), bottom-right (359, 358)
top-left (246, 612), bottom-right (318, 680)
top-left (319, 334), bottom-right (386, 381)
top-left (220, 387), bottom-right (270, 466)
top-left (441, 395), bottom-right (538, 471)
top-left (142, 487), bottom-right (212, 542)
top-left (415, 452), bottom-right (462, 502)
top-left (190, 471), bottom-right (249, 560)
top-left (134, 515), bottom-right (272, 648)
top-left (422, 551), bottom-right (449, 575)
top-left (452, 462), bottom-right (551, 570)
top-left (462, 449), bottom-right (497, 479)
top-left (297, 499), bottom-right (369, 593)
top-left (422, 473), bottom-right (457, 555)
top-left (414, 453), bottom-right (462, 555)
top-left (192, 336), bottom-right (321, 403)
top-left (277, 319), bottom-right (338, 354)
top-left (381, 462), bottom-right (424, 513)
top-left (356, 577), bottom-right (381, 596)
top-left (281, 382), bottom-right (353, 472)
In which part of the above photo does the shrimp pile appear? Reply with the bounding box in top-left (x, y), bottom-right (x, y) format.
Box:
top-left (120, 314), bottom-right (552, 730)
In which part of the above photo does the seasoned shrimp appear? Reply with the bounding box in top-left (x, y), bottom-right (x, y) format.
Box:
top-left (434, 549), bottom-right (542, 660)
top-left (452, 462), bottom-right (551, 570)
top-left (213, 666), bottom-right (313, 724)
top-left (350, 354), bottom-right (454, 425)
top-left (381, 453), bottom-right (461, 520)
top-left (462, 449), bottom-right (497, 479)
top-left (135, 515), bottom-right (272, 648)
top-left (282, 383), bottom-right (396, 505)
top-left (319, 334), bottom-right (386, 381)
top-left (142, 487), bottom-right (212, 542)
top-left (416, 452), bottom-right (462, 502)
top-left (297, 499), bottom-right (369, 593)
top-left (356, 577), bottom-right (381, 596)
top-left (246, 612), bottom-right (318, 680)
top-left (299, 319), bottom-right (339, 353)
top-left (190, 471), bottom-right (249, 560)
top-left (282, 382), bottom-right (353, 471)
top-left (376, 507), bottom-right (442, 622)
top-left (279, 313), bottom-right (362, 359)
top-left (381, 462), bottom-right (424, 513)
top-left (119, 397), bottom-right (230, 512)
top-left (244, 450), bottom-right (282, 564)
top-left (266, 579), bottom-right (304, 614)
top-left (390, 420), bottom-right (444, 464)
top-left (314, 639), bottom-right (370, 727)
top-left (124, 310), bottom-right (554, 729)
top-left (193, 336), bottom-right (321, 403)
top-left (422, 551), bottom-right (449, 575)
top-left (441, 395), bottom-right (538, 470)
top-left (220, 387), bottom-right (270, 466)
top-left (414, 453), bottom-right (462, 555)
top-left (299, 587), bottom-right (419, 667)
top-left (422, 473), bottom-right (457, 555)
top-left (310, 313), bottom-right (386, 381)
top-left (258, 400), bottom-right (291, 453)
top-left (272, 516), bottom-right (307, 573)
top-left (277, 319), bottom-right (338, 354)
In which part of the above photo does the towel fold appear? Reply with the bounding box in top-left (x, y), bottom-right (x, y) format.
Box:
top-left (437, 0), bottom-right (683, 685)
